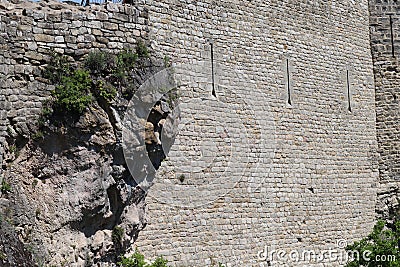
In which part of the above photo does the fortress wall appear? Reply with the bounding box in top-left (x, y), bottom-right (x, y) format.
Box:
top-left (0, 0), bottom-right (379, 266)
top-left (370, 0), bottom-right (400, 182)
top-left (0, 0), bottom-right (148, 152)
top-left (0, 1), bottom-right (152, 264)
top-left (369, 0), bottom-right (400, 218)
top-left (133, 0), bottom-right (378, 266)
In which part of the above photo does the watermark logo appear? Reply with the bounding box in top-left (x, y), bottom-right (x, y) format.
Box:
top-left (257, 239), bottom-right (396, 265)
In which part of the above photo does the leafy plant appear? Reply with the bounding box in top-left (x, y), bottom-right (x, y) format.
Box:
top-left (163, 55), bottom-right (171, 67)
top-left (8, 144), bottom-right (19, 159)
top-left (84, 50), bottom-right (113, 76)
top-left (136, 40), bottom-right (149, 58)
top-left (165, 89), bottom-right (179, 109)
top-left (42, 42), bottom-right (152, 122)
top-left (118, 250), bottom-right (147, 267)
top-left (95, 80), bottom-right (117, 103)
top-left (9, 145), bottom-right (17, 154)
top-left (43, 51), bottom-right (71, 84)
top-left (32, 179), bottom-right (38, 189)
top-left (37, 100), bottom-right (53, 129)
top-left (117, 251), bottom-right (224, 267)
top-left (150, 257), bottom-right (169, 267)
top-left (6, 126), bottom-right (13, 136)
top-left (1, 180), bottom-right (11, 194)
top-left (112, 226), bottom-right (124, 245)
top-left (117, 49), bottom-right (138, 70)
top-left (84, 252), bottom-right (92, 267)
top-left (32, 131), bottom-right (44, 140)
top-left (345, 220), bottom-right (400, 267)
top-left (52, 69), bottom-right (93, 114)
top-left (111, 49), bottom-right (137, 86)
top-left (118, 250), bottom-right (169, 267)
top-left (42, 105), bottom-right (53, 117)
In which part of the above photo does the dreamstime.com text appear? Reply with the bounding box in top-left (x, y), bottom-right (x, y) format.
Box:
top-left (257, 239), bottom-right (396, 265)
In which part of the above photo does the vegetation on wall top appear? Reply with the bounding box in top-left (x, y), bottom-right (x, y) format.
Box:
top-left (43, 41), bottom-right (149, 116)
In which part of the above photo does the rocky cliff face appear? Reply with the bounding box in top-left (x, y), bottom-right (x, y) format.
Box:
top-left (0, 0), bottom-right (167, 265)
top-left (0, 61), bottom-right (162, 266)
top-left (0, 218), bottom-right (36, 267)
top-left (0, 38), bottom-right (165, 267)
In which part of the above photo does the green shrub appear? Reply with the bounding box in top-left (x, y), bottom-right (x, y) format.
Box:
top-left (346, 220), bottom-right (400, 267)
top-left (112, 226), bottom-right (124, 245)
top-left (117, 49), bottom-right (138, 69)
top-left (165, 89), bottom-right (180, 109)
top-left (84, 50), bottom-right (113, 76)
top-left (37, 103), bottom-right (53, 128)
top-left (84, 252), bottom-right (92, 267)
top-left (111, 49), bottom-right (138, 89)
top-left (6, 126), bottom-right (12, 136)
top-left (151, 257), bottom-right (169, 267)
top-left (136, 40), bottom-right (149, 58)
top-left (112, 68), bottom-right (127, 87)
top-left (117, 251), bottom-right (224, 267)
top-left (43, 51), bottom-right (71, 84)
top-left (0, 251), bottom-right (6, 261)
top-left (118, 251), bottom-right (169, 267)
top-left (1, 180), bottom-right (11, 194)
top-left (52, 69), bottom-right (93, 114)
top-left (32, 131), bottom-right (44, 140)
top-left (9, 145), bottom-right (17, 154)
top-left (42, 43), bottom-right (151, 119)
top-left (32, 179), bottom-right (38, 189)
top-left (118, 251), bottom-right (146, 267)
top-left (163, 55), bottom-right (171, 67)
top-left (96, 80), bottom-right (117, 103)
top-left (42, 105), bottom-right (53, 117)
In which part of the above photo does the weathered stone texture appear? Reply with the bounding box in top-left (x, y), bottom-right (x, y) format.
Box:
top-left (369, 0), bottom-right (400, 221)
top-left (0, 0), bottom-right (381, 266)
top-left (370, 0), bottom-right (400, 182)
top-left (133, 1), bottom-right (378, 266)
top-left (0, 0), bottom-right (149, 145)
top-left (0, 0), bottom-right (152, 266)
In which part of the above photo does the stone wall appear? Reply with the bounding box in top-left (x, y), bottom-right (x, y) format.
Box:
top-left (0, 0), bottom-right (380, 266)
top-left (0, 0), bottom-right (148, 149)
top-left (370, 0), bottom-right (400, 182)
top-left (0, 1), bottom-right (152, 265)
top-left (369, 0), bottom-right (400, 219)
top-left (133, 0), bottom-right (378, 266)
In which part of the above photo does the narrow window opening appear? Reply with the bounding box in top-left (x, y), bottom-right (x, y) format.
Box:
top-left (346, 69), bottom-right (352, 112)
top-left (390, 15), bottom-right (395, 57)
top-left (210, 42), bottom-right (216, 97)
top-left (286, 58), bottom-right (292, 105)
